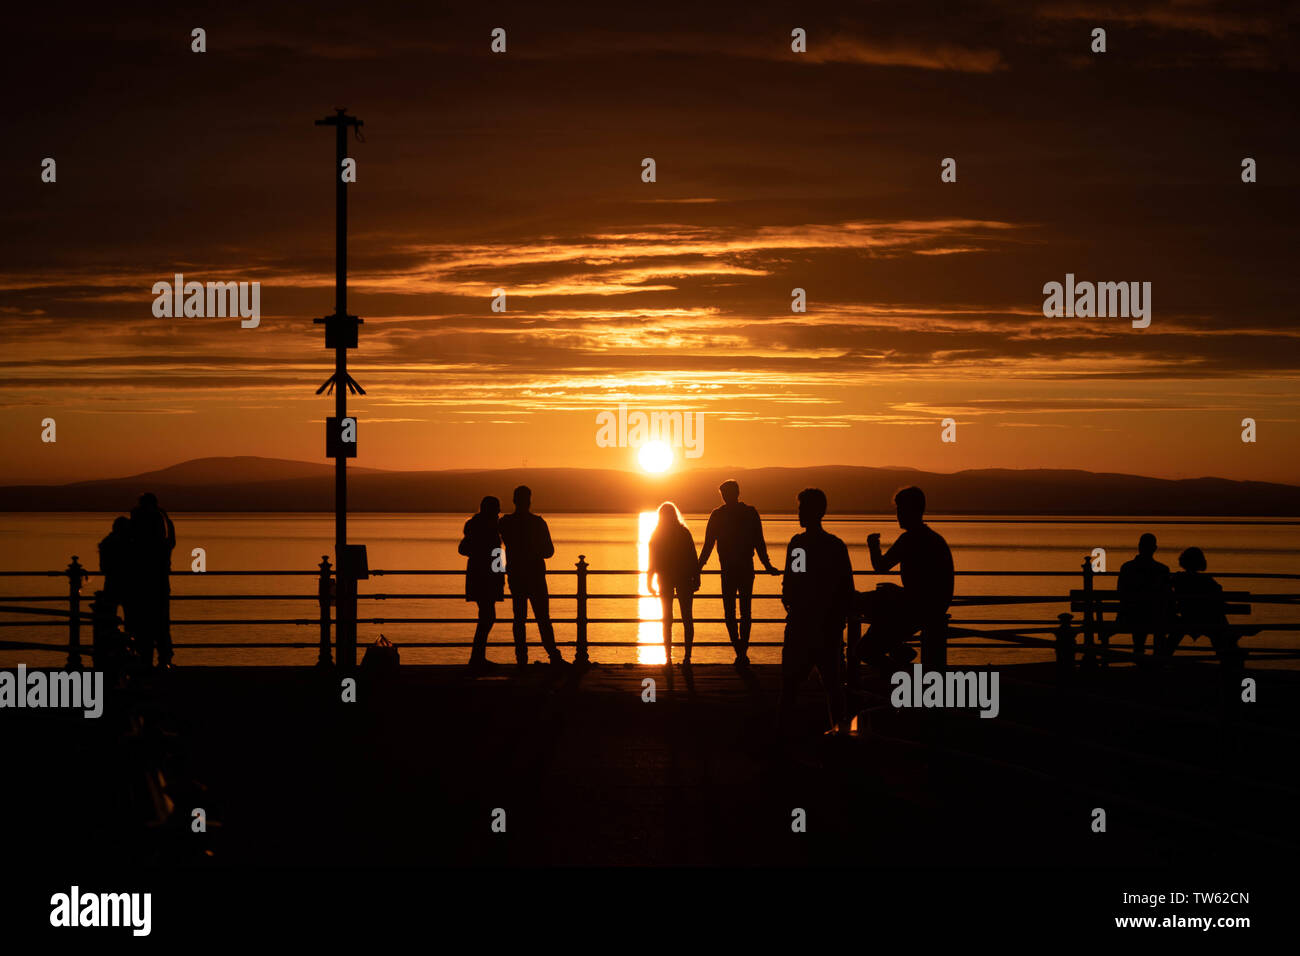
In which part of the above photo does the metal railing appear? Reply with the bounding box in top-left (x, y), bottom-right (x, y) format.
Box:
top-left (2, 555), bottom-right (1300, 668)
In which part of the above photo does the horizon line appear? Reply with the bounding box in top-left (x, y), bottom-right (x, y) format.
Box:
top-left (4, 454), bottom-right (1300, 491)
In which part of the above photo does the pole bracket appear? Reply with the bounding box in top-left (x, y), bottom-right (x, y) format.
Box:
top-left (315, 372), bottom-right (366, 396)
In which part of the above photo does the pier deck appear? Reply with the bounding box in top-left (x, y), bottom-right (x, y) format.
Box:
top-left (5, 661), bottom-right (1298, 868)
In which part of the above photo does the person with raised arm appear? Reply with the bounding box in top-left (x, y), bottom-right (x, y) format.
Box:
top-left (856, 486), bottom-right (954, 669)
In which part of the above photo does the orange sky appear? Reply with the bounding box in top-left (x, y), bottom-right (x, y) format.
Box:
top-left (3, 2), bottom-right (1297, 485)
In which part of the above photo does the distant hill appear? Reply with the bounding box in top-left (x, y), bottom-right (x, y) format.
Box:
top-left (2, 457), bottom-right (1299, 516)
top-left (61, 456), bottom-right (387, 488)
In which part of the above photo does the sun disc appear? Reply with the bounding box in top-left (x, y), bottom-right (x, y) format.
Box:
top-left (638, 441), bottom-right (674, 473)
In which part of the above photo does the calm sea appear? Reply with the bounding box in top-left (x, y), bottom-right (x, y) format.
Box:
top-left (2, 513), bottom-right (1297, 667)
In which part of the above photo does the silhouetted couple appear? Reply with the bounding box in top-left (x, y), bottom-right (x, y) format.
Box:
top-left (458, 485), bottom-right (566, 672)
top-left (1116, 534), bottom-right (1240, 664)
top-left (97, 492), bottom-right (177, 670)
top-left (649, 481), bottom-right (778, 666)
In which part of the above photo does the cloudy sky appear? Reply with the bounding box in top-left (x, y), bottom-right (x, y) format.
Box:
top-left (3, 0), bottom-right (1297, 484)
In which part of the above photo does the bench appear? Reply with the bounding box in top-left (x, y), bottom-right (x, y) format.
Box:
top-left (1068, 587), bottom-right (1256, 664)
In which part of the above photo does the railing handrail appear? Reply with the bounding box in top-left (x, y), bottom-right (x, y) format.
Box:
top-left (8, 592), bottom-right (1300, 608)
top-left (2, 554), bottom-right (1297, 668)
top-left (5, 567), bottom-right (1300, 579)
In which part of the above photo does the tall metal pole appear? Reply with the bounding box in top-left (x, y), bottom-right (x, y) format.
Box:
top-left (315, 108), bottom-right (364, 670)
top-left (333, 111), bottom-right (352, 672)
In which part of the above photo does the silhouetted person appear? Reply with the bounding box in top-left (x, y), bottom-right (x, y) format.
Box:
top-left (498, 485), bottom-right (565, 666)
top-left (855, 486), bottom-right (954, 669)
top-left (1164, 547), bottom-right (1234, 660)
top-left (779, 488), bottom-right (852, 734)
top-left (129, 492), bottom-right (176, 669)
top-left (97, 516), bottom-right (133, 624)
top-left (648, 502), bottom-right (700, 665)
top-left (698, 479), bottom-right (778, 665)
top-left (96, 516), bottom-right (134, 668)
top-left (459, 496), bottom-right (504, 674)
top-left (1116, 533), bottom-right (1170, 659)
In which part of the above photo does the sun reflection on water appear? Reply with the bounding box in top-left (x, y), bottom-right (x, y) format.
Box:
top-left (637, 510), bottom-right (666, 664)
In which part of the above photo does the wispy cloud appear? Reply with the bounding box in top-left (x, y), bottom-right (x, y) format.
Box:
top-left (799, 36), bottom-right (1004, 72)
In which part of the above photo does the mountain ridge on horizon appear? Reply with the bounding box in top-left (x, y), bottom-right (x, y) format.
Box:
top-left (37, 455), bottom-right (1300, 486)
top-left (2, 456), bottom-right (1299, 516)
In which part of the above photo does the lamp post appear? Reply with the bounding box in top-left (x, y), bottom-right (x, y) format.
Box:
top-left (314, 108), bottom-right (365, 670)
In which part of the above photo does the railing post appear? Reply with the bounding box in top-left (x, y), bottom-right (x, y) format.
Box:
top-left (65, 555), bottom-right (86, 670)
top-left (1055, 612), bottom-right (1075, 678)
top-left (574, 555), bottom-right (590, 665)
top-left (317, 555), bottom-right (333, 667)
top-left (1080, 557), bottom-right (1097, 670)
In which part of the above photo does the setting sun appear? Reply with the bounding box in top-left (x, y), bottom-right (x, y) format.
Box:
top-left (637, 441), bottom-right (674, 473)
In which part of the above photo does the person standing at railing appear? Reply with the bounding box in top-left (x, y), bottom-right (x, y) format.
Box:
top-left (97, 516), bottom-right (135, 666)
top-left (459, 495), bottom-right (505, 675)
top-left (856, 486), bottom-right (953, 669)
top-left (1116, 533), bottom-right (1170, 661)
top-left (698, 480), bottom-right (779, 666)
top-left (779, 488), bottom-right (852, 735)
top-left (97, 516), bottom-right (133, 623)
top-left (499, 485), bottom-right (566, 667)
top-left (129, 492), bottom-right (177, 670)
top-left (648, 502), bottom-right (700, 666)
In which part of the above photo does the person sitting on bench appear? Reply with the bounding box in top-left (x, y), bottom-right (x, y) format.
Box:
top-left (1116, 533), bottom-right (1170, 660)
top-left (1163, 546), bottom-right (1237, 662)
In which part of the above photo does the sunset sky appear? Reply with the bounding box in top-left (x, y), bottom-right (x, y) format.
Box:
top-left (3, 1), bottom-right (1297, 485)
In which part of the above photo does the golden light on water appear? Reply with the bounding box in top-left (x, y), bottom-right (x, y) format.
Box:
top-left (636, 510), bottom-right (666, 664)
